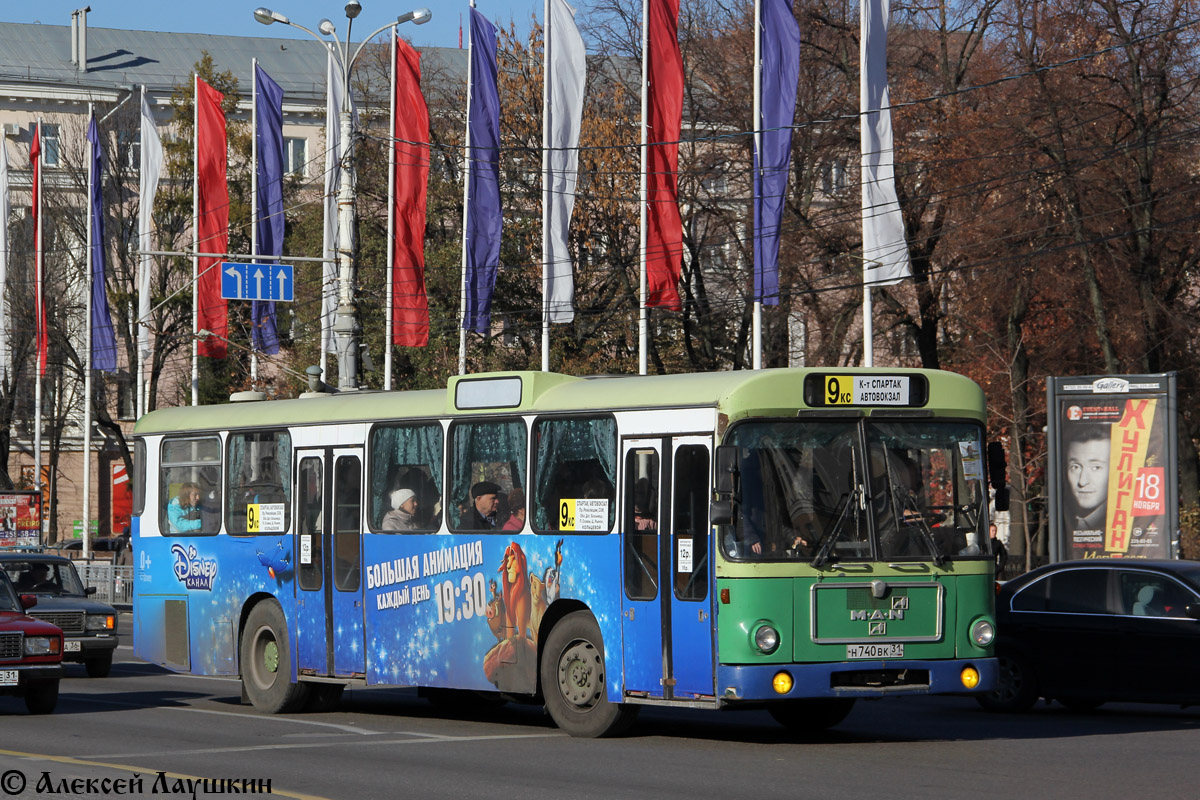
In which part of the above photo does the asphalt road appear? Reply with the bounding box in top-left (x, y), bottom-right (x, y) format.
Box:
top-left (1, 616), bottom-right (1197, 799)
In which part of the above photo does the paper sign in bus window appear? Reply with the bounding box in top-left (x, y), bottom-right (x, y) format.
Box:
top-left (678, 537), bottom-right (693, 573)
top-left (558, 499), bottom-right (608, 531)
top-left (246, 503), bottom-right (285, 533)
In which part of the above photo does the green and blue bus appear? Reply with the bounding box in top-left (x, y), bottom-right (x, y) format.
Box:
top-left (132, 367), bottom-right (999, 736)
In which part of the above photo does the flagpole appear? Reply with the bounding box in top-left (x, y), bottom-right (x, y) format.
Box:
top-left (385, 32), bottom-right (397, 389)
top-left (250, 60), bottom-right (260, 384)
top-left (33, 119), bottom-right (43, 542)
top-left (540, 0), bottom-right (553, 373)
top-left (136, 87), bottom-right (147, 419)
top-left (192, 74), bottom-right (200, 406)
top-left (752, 0), bottom-right (763, 370)
top-left (638, 0), bottom-right (649, 376)
top-left (84, 105), bottom-right (94, 558)
top-left (458, 0), bottom-right (477, 376)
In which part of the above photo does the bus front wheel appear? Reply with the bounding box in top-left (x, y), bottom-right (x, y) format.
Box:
top-left (241, 601), bottom-right (310, 714)
top-left (540, 611), bottom-right (637, 738)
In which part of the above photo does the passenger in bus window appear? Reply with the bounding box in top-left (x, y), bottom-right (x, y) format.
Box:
top-left (382, 488), bottom-right (420, 532)
top-left (463, 481), bottom-right (501, 529)
top-left (168, 482), bottom-right (203, 533)
top-left (633, 478), bottom-right (657, 531)
top-left (502, 488), bottom-right (525, 531)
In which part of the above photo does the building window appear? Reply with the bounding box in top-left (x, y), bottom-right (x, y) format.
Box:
top-left (821, 158), bottom-right (847, 195)
top-left (41, 124), bottom-right (61, 167)
top-left (118, 130), bottom-right (140, 172)
top-left (285, 137), bottom-right (307, 176)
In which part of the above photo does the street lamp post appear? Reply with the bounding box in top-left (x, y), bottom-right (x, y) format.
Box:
top-left (254, 2), bottom-right (431, 390)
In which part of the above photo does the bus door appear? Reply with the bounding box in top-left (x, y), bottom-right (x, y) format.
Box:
top-left (294, 447), bottom-right (365, 678)
top-left (620, 437), bottom-right (714, 700)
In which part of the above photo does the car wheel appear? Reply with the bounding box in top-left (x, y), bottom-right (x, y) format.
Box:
top-left (769, 698), bottom-right (856, 733)
top-left (24, 680), bottom-right (59, 715)
top-left (240, 600), bottom-right (310, 714)
top-left (977, 652), bottom-right (1038, 713)
top-left (85, 652), bottom-right (113, 678)
top-left (540, 611), bottom-right (638, 738)
top-left (1057, 696), bottom-right (1106, 713)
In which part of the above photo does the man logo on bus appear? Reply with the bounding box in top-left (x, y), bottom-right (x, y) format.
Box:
top-left (869, 622), bottom-right (887, 636)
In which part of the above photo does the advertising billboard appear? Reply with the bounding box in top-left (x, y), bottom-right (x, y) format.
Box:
top-left (0, 491), bottom-right (43, 549)
top-left (1048, 374), bottom-right (1178, 561)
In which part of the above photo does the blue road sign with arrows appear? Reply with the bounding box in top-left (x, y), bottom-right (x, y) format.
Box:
top-left (220, 262), bottom-right (294, 302)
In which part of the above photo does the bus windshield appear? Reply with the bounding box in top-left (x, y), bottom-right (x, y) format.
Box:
top-left (721, 419), bottom-right (989, 563)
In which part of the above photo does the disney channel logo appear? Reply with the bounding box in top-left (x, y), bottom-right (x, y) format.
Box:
top-left (171, 543), bottom-right (218, 591)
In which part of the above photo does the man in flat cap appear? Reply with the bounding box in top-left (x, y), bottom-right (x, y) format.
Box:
top-left (463, 481), bottom-right (501, 529)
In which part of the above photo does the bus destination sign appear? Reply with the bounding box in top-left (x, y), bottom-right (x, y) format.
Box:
top-left (804, 374), bottom-right (928, 408)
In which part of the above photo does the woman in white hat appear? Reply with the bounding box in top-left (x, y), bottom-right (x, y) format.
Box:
top-left (382, 488), bottom-right (420, 531)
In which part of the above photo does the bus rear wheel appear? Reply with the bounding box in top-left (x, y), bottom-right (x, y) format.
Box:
top-left (768, 698), bottom-right (856, 733)
top-left (540, 611), bottom-right (637, 738)
top-left (241, 601), bottom-right (310, 714)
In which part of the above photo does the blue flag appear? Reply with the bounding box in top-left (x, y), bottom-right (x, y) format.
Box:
top-left (464, 8), bottom-right (502, 333)
top-left (753, 0), bottom-right (800, 306)
top-left (253, 64), bottom-right (284, 354)
top-left (87, 115), bottom-right (117, 371)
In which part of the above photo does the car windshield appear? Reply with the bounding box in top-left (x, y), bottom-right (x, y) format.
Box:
top-left (2, 560), bottom-right (87, 596)
top-left (720, 419), bottom-right (990, 563)
top-left (0, 575), bottom-right (19, 612)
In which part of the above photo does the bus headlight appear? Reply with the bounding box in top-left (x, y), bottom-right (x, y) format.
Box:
top-left (753, 624), bottom-right (780, 655)
top-left (772, 671), bottom-right (794, 694)
top-left (970, 619), bottom-right (995, 647)
top-left (24, 637), bottom-right (60, 656)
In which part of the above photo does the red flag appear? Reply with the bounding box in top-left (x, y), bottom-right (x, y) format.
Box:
top-left (30, 125), bottom-right (48, 376)
top-left (196, 78), bottom-right (229, 358)
top-left (392, 36), bottom-right (430, 347)
top-left (646, 0), bottom-right (683, 310)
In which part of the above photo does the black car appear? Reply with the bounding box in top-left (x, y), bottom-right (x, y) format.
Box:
top-left (979, 558), bottom-right (1200, 712)
top-left (0, 553), bottom-right (118, 677)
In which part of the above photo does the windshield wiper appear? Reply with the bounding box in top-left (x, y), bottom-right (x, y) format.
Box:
top-left (893, 486), bottom-right (945, 566)
top-left (810, 488), bottom-right (859, 569)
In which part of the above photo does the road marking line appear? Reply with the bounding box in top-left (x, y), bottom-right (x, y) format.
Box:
top-left (65, 696), bottom-right (386, 735)
top-left (0, 748), bottom-right (331, 800)
top-left (86, 732), bottom-right (564, 760)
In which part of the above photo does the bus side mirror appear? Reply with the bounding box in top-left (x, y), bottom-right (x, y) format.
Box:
top-left (715, 446), bottom-right (738, 496)
top-left (987, 442), bottom-right (1010, 512)
top-left (712, 445), bottom-right (740, 526)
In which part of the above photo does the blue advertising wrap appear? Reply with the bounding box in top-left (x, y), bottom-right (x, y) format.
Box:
top-left (88, 114), bottom-right (118, 371)
top-left (253, 64), bottom-right (284, 355)
top-left (463, 9), bottom-right (502, 333)
top-left (752, 0), bottom-right (800, 306)
top-left (134, 533), bottom-right (625, 701)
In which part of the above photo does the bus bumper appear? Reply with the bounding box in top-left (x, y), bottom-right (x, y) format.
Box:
top-left (715, 657), bottom-right (998, 702)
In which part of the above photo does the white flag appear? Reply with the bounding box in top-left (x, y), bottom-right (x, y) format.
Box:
top-left (546, 0), bottom-right (586, 323)
top-left (322, 52), bottom-right (357, 356)
top-left (0, 133), bottom-right (9, 380)
top-left (860, 0), bottom-right (910, 286)
top-left (138, 89), bottom-right (163, 361)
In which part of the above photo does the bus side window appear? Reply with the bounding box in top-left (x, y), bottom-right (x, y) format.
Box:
top-left (159, 435), bottom-right (222, 536)
top-left (369, 423), bottom-right (443, 532)
top-left (448, 419), bottom-right (527, 532)
top-left (673, 445), bottom-right (709, 601)
top-left (532, 416), bottom-right (617, 533)
top-left (226, 431), bottom-right (292, 536)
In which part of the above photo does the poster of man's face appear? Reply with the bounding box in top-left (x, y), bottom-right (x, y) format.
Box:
top-left (1055, 392), bottom-right (1171, 560)
top-left (1065, 428), bottom-right (1110, 528)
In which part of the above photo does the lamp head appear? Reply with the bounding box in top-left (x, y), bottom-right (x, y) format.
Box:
top-left (397, 8), bottom-right (432, 25)
top-left (254, 7), bottom-right (289, 25)
top-left (318, 18), bottom-right (336, 35)
top-left (345, 0), bottom-right (362, 19)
